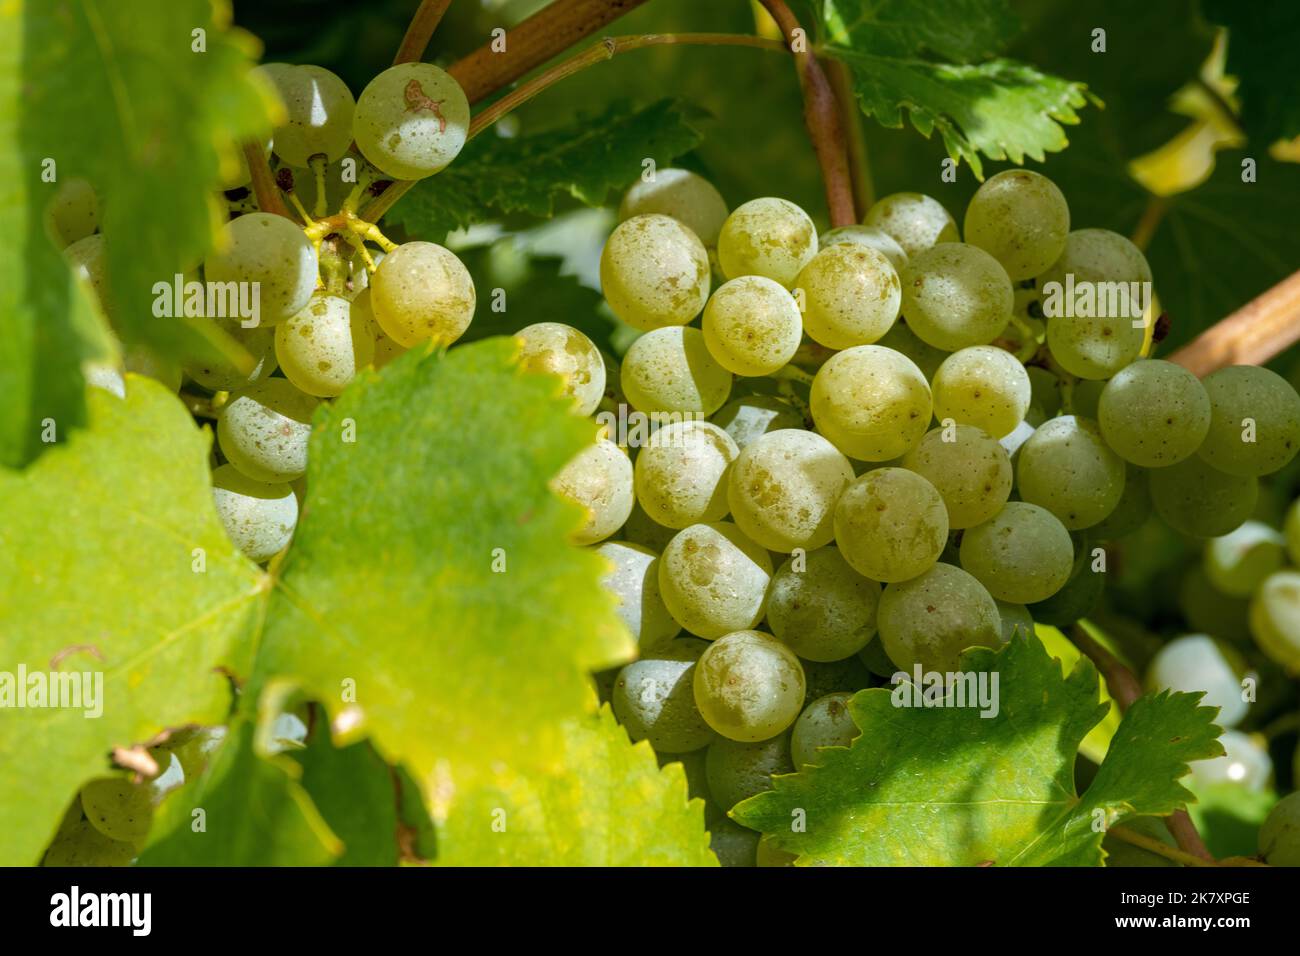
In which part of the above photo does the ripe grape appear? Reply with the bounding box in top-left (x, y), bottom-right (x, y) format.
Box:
top-left (727, 429), bottom-right (854, 552)
top-left (766, 547), bottom-right (880, 662)
top-left (709, 818), bottom-right (760, 867)
top-left (43, 820), bottom-right (138, 867)
top-left (931, 346), bottom-right (1032, 439)
top-left (80, 777), bottom-right (154, 844)
top-left (45, 177), bottom-right (99, 249)
top-left (594, 541), bottom-right (680, 651)
top-left (862, 192), bottom-right (959, 257)
top-left (353, 63), bottom-right (469, 179)
top-left (274, 293), bottom-right (374, 397)
top-left (834, 467), bottom-right (948, 582)
top-left (1197, 365), bottom-right (1300, 477)
top-left (550, 438), bottom-right (634, 545)
top-left (1250, 570), bottom-right (1300, 672)
top-left (1098, 360), bottom-right (1211, 467)
top-left (205, 213), bottom-right (318, 326)
top-left (694, 630), bottom-right (806, 742)
top-left (620, 326), bottom-right (732, 416)
top-left (702, 275), bottom-right (802, 375)
top-left (211, 464), bottom-right (299, 563)
top-left (185, 317), bottom-right (279, 391)
top-left (263, 65), bottom-right (355, 166)
top-left (810, 345), bottom-right (932, 461)
top-left (600, 213), bottom-right (711, 331)
top-left (1150, 456), bottom-right (1258, 538)
top-left (1145, 634), bottom-right (1248, 728)
top-left (902, 424), bottom-right (1013, 529)
top-left (612, 638), bottom-right (715, 753)
top-left (619, 168), bottom-right (729, 246)
top-left (996, 601), bottom-right (1035, 643)
top-left (791, 692), bottom-right (859, 767)
top-left (705, 733), bottom-right (793, 811)
top-left (963, 170), bottom-right (1070, 280)
top-left (1091, 464), bottom-right (1151, 539)
top-left (717, 197), bottom-right (818, 287)
top-left (370, 241), bottom-right (475, 347)
top-left (217, 378), bottom-right (319, 483)
top-left (634, 420), bottom-right (739, 529)
top-left (1016, 416), bottom-right (1126, 529)
top-left (877, 563), bottom-right (1001, 672)
top-left (795, 244), bottom-right (901, 350)
top-left (959, 502), bottom-right (1074, 603)
top-left (710, 394), bottom-right (803, 449)
top-left (819, 224), bottom-right (908, 270)
top-left (901, 243), bottom-right (1014, 351)
top-left (1189, 729), bottom-right (1271, 791)
top-left (1204, 521), bottom-right (1285, 597)
top-left (1259, 791), bottom-right (1300, 867)
top-left (514, 322), bottom-right (606, 416)
top-left (658, 522), bottom-right (772, 639)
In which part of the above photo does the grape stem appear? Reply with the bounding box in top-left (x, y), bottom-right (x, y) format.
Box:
top-left (1069, 624), bottom-right (1217, 863)
top-left (1168, 267), bottom-right (1300, 376)
top-left (392, 0), bottom-right (454, 66)
top-left (826, 58), bottom-right (874, 216)
top-left (241, 140), bottom-right (293, 219)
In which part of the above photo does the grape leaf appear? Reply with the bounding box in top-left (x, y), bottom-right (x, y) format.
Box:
top-left (816, 0), bottom-right (1018, 61)
top-left (292, 731), bottom-right (400, 867)
top-left (732, 635), bottom-right (1223, 866)
top-left (382, 99), bottom-right (705, 239)
top-left (140, 722), bottom-right (341, 866)
top-left (435, 706), bottom-right (716, 866)
top-left (0, 379), bottom-right (264, 865)
top-left (1201, 0), bottom-right (1300, 146)
top-left (250, 339), bottom-right (635, 805)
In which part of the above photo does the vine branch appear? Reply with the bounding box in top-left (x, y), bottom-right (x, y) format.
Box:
top-left (1168, 268), bottom-right (1300, 376)
top-left (393, 0), bottom-right (454, 66)
top-left (241, 140), bottom-right (291, 219)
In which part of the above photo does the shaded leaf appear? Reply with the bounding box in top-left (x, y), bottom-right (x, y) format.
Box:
top-left (1202, 0), bottom-right (1300, 146)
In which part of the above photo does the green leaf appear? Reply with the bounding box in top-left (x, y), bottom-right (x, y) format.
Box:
top-left (141, 722), bottom-right (341, 866)
top-left (0, 380), bottom-right (264, 865)
top-left (1186, 781), bottom-right (1277, 860)
top-left (732, 635), bottom-right (1223, 866)
top-left (293, 730), bottom-right (400, 867)
top-left (435, 707), bottom-right (717, 866)
top-left (1202, 0), bottom-right (1300, 146)
top-left (250, 339), bottom-right (634, 799)
top-left (383, 99), bottom-right (705, 239)
top-left (817, 0), bottom-right (1019, 61)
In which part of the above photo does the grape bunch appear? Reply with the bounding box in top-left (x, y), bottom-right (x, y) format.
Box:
top-left (510, 167), bottom-right (1300, 866)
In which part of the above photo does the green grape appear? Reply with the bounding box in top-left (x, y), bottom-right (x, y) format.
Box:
top-left (619, 168), bottom-right (729, 246)
top-left (217, 378), bottom-right (319, 483)
top-left (705, 733), bottom-right (793, 810)
top-left (1259, 791), bottom-right (1300, 867)
top-left (1179, 565), bottom-right (1251, 645)
top-left (795, 244), bottom-right (901, 350)
top-left (43, 820), bottom-right (138, 867)
top-left (862, 192), bottom-right (959, 257)
top-left (791, 692), bottom-right (859, 768)
top-left (877, 318), bottom-right (947, 380)
top-left (717, 197), bottom-right (818, 287)
top-left (1027, 365), bottom-right (1062, 418)
top-left (621, 500), bottom-right (676, 553)
top-left (514, 322), bottom-right (606, 417)
top-left (810, 345), bottom-right (932, 461)
top-left (858, 634), bottom-right (899, 677)
top-left (1090, 465), bottom-right (1151, 539)
top-left (634, 420), bottom-right (739, 529)
top-left (1098, 360), bottom-right (1211, 467)
top-left (1046, 317), bottom-right (1144, 381)
top-left (702, 275), bottom-right (802, 375)
top-left (931, 345), bottom-right (1032, 439)
top-left (766, 547), bottom-right (880, 662)
top-left (370, 241), bottom-right (475, 348)
top-left (708, 818), bottom-right (760, 867)
top-left (620, 326), bottom-right (732, 416)
top-left (211, 464), bottom-right (298, 562)
top-left (274, 293), bottom-right (375, 397)
top-left (1249, 570), bottom-right (1300, 672)
top-left (1286, 497), bottom-right (1300, 565)
top-left (1017, 415), bottom-right (1126, 529)
top-left (901, 243), bottom-right (1014, 351)
top-left (727, 429), bottom-right (853, 552)
top-left (1029, 563), bottom-right (1103, 627)
top-left (205, 213), bottom-right (318, 326)
top-left (995, 601), bottom-right (1035, 643)
top-left (1070, 379), bottom-right (1105, 421)
top-left (612, 637), bottom-right (715, 753)
top-left (45, 177), bottom-right (99, 249)
top-left (902, 424), bottom-right (1013, 529)
top-left (1205, 521), bottom-right (1285, 597)
top-left (1150, 456), bottom-right (1258, 538)
top-left (550, 438), bottom-right (634, 545)
top-left (185, 317), bottom-right (279, 391)
top-left (80, 777), bottom-right (154, 844)
top-left (1145, 634), bottom-right (1248, 729)
top-left (263, 64), bottom-right (355, 166)
top-left (1189, 729), bottom-right (1271, 791)
top-left (819, 224), bottom-right (908, 270)
top-left (353, 63), bottom-right (469, 179)
top-left (834, 467), bottom-right (948, 583)
top-left (658, 522), bottom-right (772, 639)
top-left (959, 501), bottom-right (1073, 604)
top-left (600, 214), bottom-right (711, 331)
top-left (594, 541), bottom-right (680, 652)
top-left (877, 563), bottom-right (1001, 672)
top-left (802, 652), bottom-right (873, 699)
top-left (694, 630), bottom-right (805, 741)
top-left (711, 394), bottom-right (803, 449)
top-left (963, 170), bottom-right (1070, 280)
top-left (1197, 365), bottom-right (1300, 477)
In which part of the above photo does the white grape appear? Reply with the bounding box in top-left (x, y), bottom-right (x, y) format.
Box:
top-left (963, 169), bottom-right (1070, 280)
top-left (550, 437), bottom-right (634, 545)
top-left (694, 630), bottom-right (806, 742)
top-left (370, 241), bottom-right (475, 347)
top-left (1016, 415), bottom-right (1126, 529)
top-left (900, 243), bottom-right (1014, 351)
top-left (996, 601), bottom-right (1035, 643)
top-left (791, 692), bottom-right (859, 767)
top-left (1250, 571), bottom-right (1300, 673)
top-left (184, 317), bottom-right (279, 391)
top-left (1145, 634), bottom-right (1248, 729)
top-left (1204, 521), bottom-right (1285, 597)
top-left (959, 502), bottom-right (1074, 604)
top-left (205, 213), bottom-right (318, 326)
top-left (264, 64), bottom-right (356, 166)
top-left (634, 420), bottom-right (739, 529)
top-left (902, 424), bottom-right (1013, 529)
top-left (810, 345), bottom-right (932, 461)
top-left (766, 547), bottom-right (880, 662)
top-left (594, 540), bottom-right (680, 651)
top-left (795, 244), bottom-right (901, 349)
top-left (702, 275), bottom-right (802, 375)
top-left (717, 197), bottom-right (818, 287)
top-left (600, 214), bottom-right (711, 331)
top-left (515, 322), bottom-right (606, 416)
top-left (834, 467), bottom-right (948, 583)
top-left (353, 63), bottom-right (469, 179)
top-left (217, 378), bottom-right (319, 483)
top-left (819, 224), bottom-right (908, 270)
top-left (931, 345), bottom-right (1032, 439)
top-left (1197, 365), bottom-right (1300, 477)
top-left (275, 293), bottom-right (375, 397)
top-left (1098, 359), bottom-right (1212, 467)
top-left (1151, 456), bottom-right (1258, 538)
top-left (863, 192), bottom-right (959, 257)
top-left (705, 734), bottom-right (793, 811)
top-left (877, 563), bottom-right (1001, 672)
top-left (211, 464), bottom-right (299, 563)
top-left (612, 638), bottom-right (715, 752)
top-left (619, 168), bottom-right (729, 246)
top-left (658, 522), bottom-right (772, 639)
top-left (1190, 729), bottom-right (1271, 791)
top-left (620, 326), bottom-right (732, 416)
